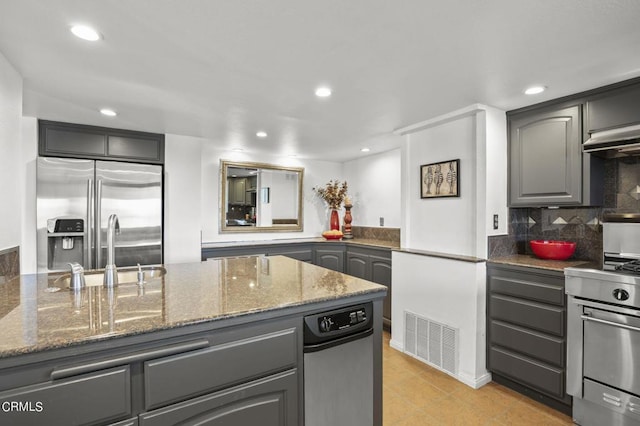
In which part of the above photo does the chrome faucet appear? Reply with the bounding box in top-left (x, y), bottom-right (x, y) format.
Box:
top-left (67, 262), bottom-right (86, 290)
top-left (103, 214), bottom-right (120, 287)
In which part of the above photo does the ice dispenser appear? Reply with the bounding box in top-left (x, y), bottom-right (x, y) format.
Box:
top-left (47, 218), bottom-right (85, 271)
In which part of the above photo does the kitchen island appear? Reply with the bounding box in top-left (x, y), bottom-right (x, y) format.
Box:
top-left (0, 256), bottom-right (386, 425)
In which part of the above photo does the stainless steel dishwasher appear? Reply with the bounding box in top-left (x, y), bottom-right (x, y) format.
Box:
top-left (303, 302), bottom-right (373, 426)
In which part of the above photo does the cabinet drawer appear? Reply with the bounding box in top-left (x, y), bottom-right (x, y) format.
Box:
top-left (490, 294), bottom-right (565, 336)
top-left (489, 274), bottom-right (564, 306)
top-left (0, 366), bottom-right (130, 426)
top-left (139, 369), bottom-right (297, 426)
top-left (490, 320), bottom-right (564, 367)
top-left (144, 328), bottom-right (297, 410)
top-left (489, 347), bottom-right (564, 399)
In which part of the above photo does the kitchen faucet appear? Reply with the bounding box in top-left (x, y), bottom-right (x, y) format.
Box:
top-left (103, 214), bottom-right (120, 287)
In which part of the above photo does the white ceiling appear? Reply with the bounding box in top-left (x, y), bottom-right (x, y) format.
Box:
top-left (1, 0), bottom-right (640, 161)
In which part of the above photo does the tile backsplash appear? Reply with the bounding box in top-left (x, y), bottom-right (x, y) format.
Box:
top-left (351, 226), bottom-right (400, 245)
top-left (0, 246), bottom-right (20, 284)
top-left (489, 156), bottom-right (640, 264)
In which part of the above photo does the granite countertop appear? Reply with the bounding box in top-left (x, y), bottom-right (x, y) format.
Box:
top-left (0, 256), bottom-right (386, 358)
top-left (202, 237), bottom-right (400, 250)
top-left (488, 254), bottom-right (599, 272)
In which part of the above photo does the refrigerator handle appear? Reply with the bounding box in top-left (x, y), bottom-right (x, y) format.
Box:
top-left (87, 179), bottom-right (94, 269)
top-left (96, 179), bottom-right (103, 268)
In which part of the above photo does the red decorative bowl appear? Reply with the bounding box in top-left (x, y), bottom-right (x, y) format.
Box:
top-left (322, 231), bottom-right (343, 240)
top-left (529, 240), bottom-right (576, 260)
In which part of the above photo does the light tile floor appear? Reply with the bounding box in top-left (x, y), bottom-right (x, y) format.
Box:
top-left (382, 332), bottom-right (573, 425)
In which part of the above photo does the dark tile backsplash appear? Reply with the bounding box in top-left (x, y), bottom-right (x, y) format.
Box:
top-left (489, 157), bottom-right (640, 264)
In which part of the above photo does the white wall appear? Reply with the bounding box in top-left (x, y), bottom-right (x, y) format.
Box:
top-left (20, 117), bottom-right (38, 273)
top-left (0, 52), bottom-right (23, 252)
top-left (402, 115), bottom-right (478, 256)
top-left (164, 134), bottom-right (203, 263)
top-left (391, 104), bottom-right (507, 388)
top-left (343, 149), bottom-right (401, 228)
top-left (391, 252), bottom-right (490, 388)
top-left (200, 142), bottom-right (344, 243)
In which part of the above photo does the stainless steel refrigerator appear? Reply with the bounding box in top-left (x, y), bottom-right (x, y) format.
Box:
top-left (37, 157), bottom-right (163, 273)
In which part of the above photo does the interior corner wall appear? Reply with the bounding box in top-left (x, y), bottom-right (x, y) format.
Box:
top-left (342, 149), bottom-right (401, 228)
top-left (164, 134), bottom-right (204, 264)
top-left (402, 114), bottom-right (478, 256)
top-left (0, 52), bottom-right (23, 252)
top-left (20, 117), bottom-right (38, 274)
top-left (484, 107), bottom-right (508, 237)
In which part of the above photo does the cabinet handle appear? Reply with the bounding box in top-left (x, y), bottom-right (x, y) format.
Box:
top-left (581, 315), bottom-right (640, 333)
top-left (51, 339), bottom-right (210, 380)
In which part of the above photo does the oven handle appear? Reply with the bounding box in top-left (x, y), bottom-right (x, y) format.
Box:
top-left (581, 314), bottom-right (640, 333)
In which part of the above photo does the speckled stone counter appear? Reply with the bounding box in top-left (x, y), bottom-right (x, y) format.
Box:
top-left (0, 256), bottom-right (386, 358)
top-left (488, 254), bottom-right (598, 272)
top-left (201, 237), bottom-right (400, 250)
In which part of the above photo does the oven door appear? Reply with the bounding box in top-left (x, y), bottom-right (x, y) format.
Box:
top-left (583, 306), bottom-right (640, 397)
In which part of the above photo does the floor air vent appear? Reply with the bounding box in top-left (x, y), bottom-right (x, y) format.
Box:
top-left (404, 311), bottom-right (458, 376)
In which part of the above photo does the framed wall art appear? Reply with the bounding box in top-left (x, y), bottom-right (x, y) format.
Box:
top-left (420, 159), bottom-right (459, 198)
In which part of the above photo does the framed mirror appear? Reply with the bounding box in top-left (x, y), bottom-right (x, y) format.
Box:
top-left (220, 160), bottom-right (304, 233)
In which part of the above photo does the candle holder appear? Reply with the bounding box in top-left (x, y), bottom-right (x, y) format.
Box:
top-left (343, 203), bottom-right (353, 239)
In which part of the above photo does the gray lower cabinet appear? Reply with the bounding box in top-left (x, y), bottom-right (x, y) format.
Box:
top-left (346, 246), bottom-right (392, 328)
top-left (139, 369), bottom-right (297, 426)
top-left (486, 263), bottom-right (571, 414)
top-left (0, 318), bottom-right (300, 426)
top-left (201, 242), bottom-right (313, 263)
top-left (508, 104), bottom-right (584, 207)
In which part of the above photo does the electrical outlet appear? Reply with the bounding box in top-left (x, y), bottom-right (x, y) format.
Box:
top-left (493, 214), bottom-right (499, 230)
top-left (379, 217), bottom-right (384, 227)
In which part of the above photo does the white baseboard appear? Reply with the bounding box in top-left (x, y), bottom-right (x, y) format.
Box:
top-left (386, 336), bottom-right (493, 390)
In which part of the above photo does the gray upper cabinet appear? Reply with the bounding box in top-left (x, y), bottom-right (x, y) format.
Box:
top-left (585, 82), bottom-right (640, 134)
top-left (39, 120), bottom-right (164, 164)
top-left (508, 105), bottom-right (583, 207)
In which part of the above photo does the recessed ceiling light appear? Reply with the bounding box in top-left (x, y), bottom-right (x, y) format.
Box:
top-left (70, 25), bottom-right (101, 41)
top-left (315, 87), bottom-right (332, 97)
top-left (100, 108), bottom-right (117, 117)
top-left (232, 148), bottom-right (244, 152)
top-left (361, 147), bottom-right (371, 153)
top-left (524, 86), bottom-right (546, 95)
top-left (256, 131), bottom-right (267, 138)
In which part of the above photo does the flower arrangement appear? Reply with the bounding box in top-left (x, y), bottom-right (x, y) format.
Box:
top-left (313, 180), bottom-right (348, 210)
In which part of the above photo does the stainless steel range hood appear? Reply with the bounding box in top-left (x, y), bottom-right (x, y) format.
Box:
top-left (583, 123), bottom-right (640, 157)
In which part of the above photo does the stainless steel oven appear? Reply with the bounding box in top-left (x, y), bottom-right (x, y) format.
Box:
top-left (566, 214), bottom-right (640, 426)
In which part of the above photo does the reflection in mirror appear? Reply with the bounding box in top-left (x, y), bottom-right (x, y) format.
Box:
top-left (220, 160), bottom-right (304, 233)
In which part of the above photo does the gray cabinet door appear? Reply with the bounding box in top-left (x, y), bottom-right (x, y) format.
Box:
top-left (370, 255), bottom-right (392, 327)
top-left (346, 252), bottom-right (369, 279)
top-left (314, 248), bottom-right (344, 272)
top-left (509, 105), bottom-right (582, 206)
top-left (586, 82), bottom-right (640, 133)
top-left (139, 369), bottom-right (298, 426)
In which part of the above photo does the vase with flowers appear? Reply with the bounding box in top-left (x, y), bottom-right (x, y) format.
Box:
top-left (313, 180), bottom-right (348, 232)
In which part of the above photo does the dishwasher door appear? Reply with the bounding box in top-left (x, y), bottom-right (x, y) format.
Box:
top-left (303, 303), bottom-right (373, 426)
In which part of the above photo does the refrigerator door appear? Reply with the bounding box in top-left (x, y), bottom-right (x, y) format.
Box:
top-left (37, 157), bottom-right (94, 273)
top-left (95, 161), bottom-right (163, 268)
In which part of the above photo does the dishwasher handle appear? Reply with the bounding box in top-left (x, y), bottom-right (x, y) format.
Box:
top-left (303, 327), bottom-right (373, 353)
